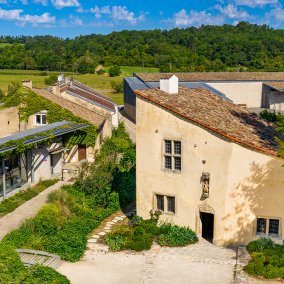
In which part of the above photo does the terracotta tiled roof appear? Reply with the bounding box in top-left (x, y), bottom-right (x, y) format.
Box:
top-left (264, 82), bottom-right (284, 92)
top-left (135, 72), bottom-right (284, 82)
top-left (135, 87), bottom-right (281, 157)
top-left (33, 88), bottom-right (106, 127)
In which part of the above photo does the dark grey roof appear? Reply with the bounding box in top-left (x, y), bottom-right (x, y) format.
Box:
top-left (124, 77), bottom-right (150, 90)
top-left (0, 121), bottom-right (89, 154)
top-left (125, 77), bottom-right (231, 101)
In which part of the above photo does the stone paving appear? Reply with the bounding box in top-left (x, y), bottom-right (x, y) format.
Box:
top-left (86, 208), bottom-right (136, 247)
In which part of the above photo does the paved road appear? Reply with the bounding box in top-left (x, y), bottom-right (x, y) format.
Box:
top-left (58, 240), bottom-right (236, 284)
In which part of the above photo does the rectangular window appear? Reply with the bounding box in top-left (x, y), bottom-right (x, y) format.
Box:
top-left (35, 114), bottom-right (47, 125)
top-left (256, 218), bottom-right (266, 234)
top-left (167, 196), bottom-right (175, 213)
top-left (156, 195), bottom-right (164, 211)
top-left (256, 218), bottom-right (280, 237)
top-left (163, 140), bottom-right (181, 172)
top-left (269, 219), bottom-right (279, 236)
top-left (155, 194), bottom-right (175, 214)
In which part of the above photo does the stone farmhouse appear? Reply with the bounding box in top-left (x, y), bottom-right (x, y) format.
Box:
top-left (0, 78), bottom-right (114, 199)
top-left (134, 74), bottom-right (284, 246)
top-left (124, 72), bottom-right (284, 122)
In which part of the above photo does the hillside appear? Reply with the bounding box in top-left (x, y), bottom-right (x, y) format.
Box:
top-left (1, 22), bottom-right (284, 72)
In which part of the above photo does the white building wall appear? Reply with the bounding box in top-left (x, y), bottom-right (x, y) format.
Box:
top-left (208, 82), bottom-right (263, 107)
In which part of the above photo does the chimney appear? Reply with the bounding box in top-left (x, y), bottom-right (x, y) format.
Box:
top-left (160, 75), bottom-right (178, 94)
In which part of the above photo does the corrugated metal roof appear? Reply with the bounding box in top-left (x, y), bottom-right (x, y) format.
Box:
top-left (0, 121), bottom-right (89, 154)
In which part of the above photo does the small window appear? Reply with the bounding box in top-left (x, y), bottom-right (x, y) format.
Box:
top-left (35, 114), bottom-right (47, 125)
top-left (165, 140), bottom-right (172, 154)
top-left (269, 219), bottom-right (279, 236)
top-left (257, 218), bottom-right (266, 234)
top-left (165, 156), bottom-right (172, 170)
top-left (155, 194), bottom-right (175, 214)
top-left (174, 141), bottom-right (181, 155)
top-left (256, 218), bottom-right (280, 237)
top-left (156, 195), bottom-right (164, 211)
top-left (163, 140), bottom-right (181, 172)
top-left (167, 196), bottom-right (175, 213)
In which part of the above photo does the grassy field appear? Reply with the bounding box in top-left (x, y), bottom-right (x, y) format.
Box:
top-left (0, 66), bottom-right (158, 105)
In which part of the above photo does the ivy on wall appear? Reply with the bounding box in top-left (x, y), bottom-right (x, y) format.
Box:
top-left (1, 86), bottom-right (98, 149)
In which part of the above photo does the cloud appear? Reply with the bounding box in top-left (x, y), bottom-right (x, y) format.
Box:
top-left (111, 6), bottom-right (145, 25)
top-left (263, 7), bottom-right (284, 25)
top-left (234, 0), bottom-right (279, 7)
top-left (172, 9), bottom-right (224, 26)
top-left (89, 5), bottom-right (110, 18)
top-left (51, 0), bottom-right (80, 9)
top-left (216, 4), bottom-right (250, 20)
top-left (0, 8), bottom-right (55, 26)
top-left (60, 14), bottom-right (83, 27)
top-left (33, 0), bottom-right (48, 5)
top-left (79, 5), bottom-right (145, 25)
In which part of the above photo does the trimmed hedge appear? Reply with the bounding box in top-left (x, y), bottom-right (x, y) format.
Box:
top-left (0, 179), bottom-right (58, 218)
top-left (245, 238), bottom-right (284, 279)
top-left (0, 244), bottom-right (69, 284)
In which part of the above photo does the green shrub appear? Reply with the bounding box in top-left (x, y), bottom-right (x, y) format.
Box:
top-left (126, 233), bottom-right (154, 252)
top-left (24, 265), bottom-right (70, 284)
top-left (96, 69), bottom-right (106, 75)
top-left (263, 264), bottom-right (284, 279)
top-left (157, 223), bottom-right (198, 247)
top-left (247, 237), bottom-right (276, 253)
top-left (245, 238), bottom-right (284, 279)
top-left (105, 234), bottom-right (124, 251)
top-left (109, 65), bottom-right (121, 77)
top-left (0, 244), bottom-right (26, 283)
top-left (32, 204), bottom-right (63, 235)
top-left (44, 74), bottom-right (58, 85)
top-left (110, 80), bottom-right (123, 93)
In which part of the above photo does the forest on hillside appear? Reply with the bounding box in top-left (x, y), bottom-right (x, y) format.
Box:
top-left (1, 22), bottom-right (284, 73)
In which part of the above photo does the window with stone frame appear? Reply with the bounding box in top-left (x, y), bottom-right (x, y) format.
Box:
top-left (163, 140), bottom-right (181, 171)
top-left (256, 218), bottom-right (280, 237)
top-left (155, 194), bottom-right (175, 214)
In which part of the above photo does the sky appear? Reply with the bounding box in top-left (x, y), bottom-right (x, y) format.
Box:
top-left (0, 0), bottom-right (284, 37)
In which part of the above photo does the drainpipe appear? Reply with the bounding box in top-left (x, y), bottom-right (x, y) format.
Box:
top-left (2, 159), bottom-right (6, 199)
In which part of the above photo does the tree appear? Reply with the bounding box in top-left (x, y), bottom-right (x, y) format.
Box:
top-left (110, 80), bottom-right (123, 93)
top-left (44, 74), bottom-right (58, 85)
top-left (109, 65), bottom-right (121, 77)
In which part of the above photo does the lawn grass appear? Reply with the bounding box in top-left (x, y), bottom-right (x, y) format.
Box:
top-left (0, 179), bottom-right (58, 218)
top-left (0, 66), bottom-right (158, 105)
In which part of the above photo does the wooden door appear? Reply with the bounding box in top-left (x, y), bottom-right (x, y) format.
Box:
top-left (78, 145), bottom-right (87, 161)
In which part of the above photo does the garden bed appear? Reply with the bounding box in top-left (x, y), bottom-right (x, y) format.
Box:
top-left (105, 213), bottom-right (198, 252)
top-left (0, 179), bottom-right (58, 218)
top-left (244, 237), bottom-right (284, 280)
top-left (1, 185), bottom-right (120, 262)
